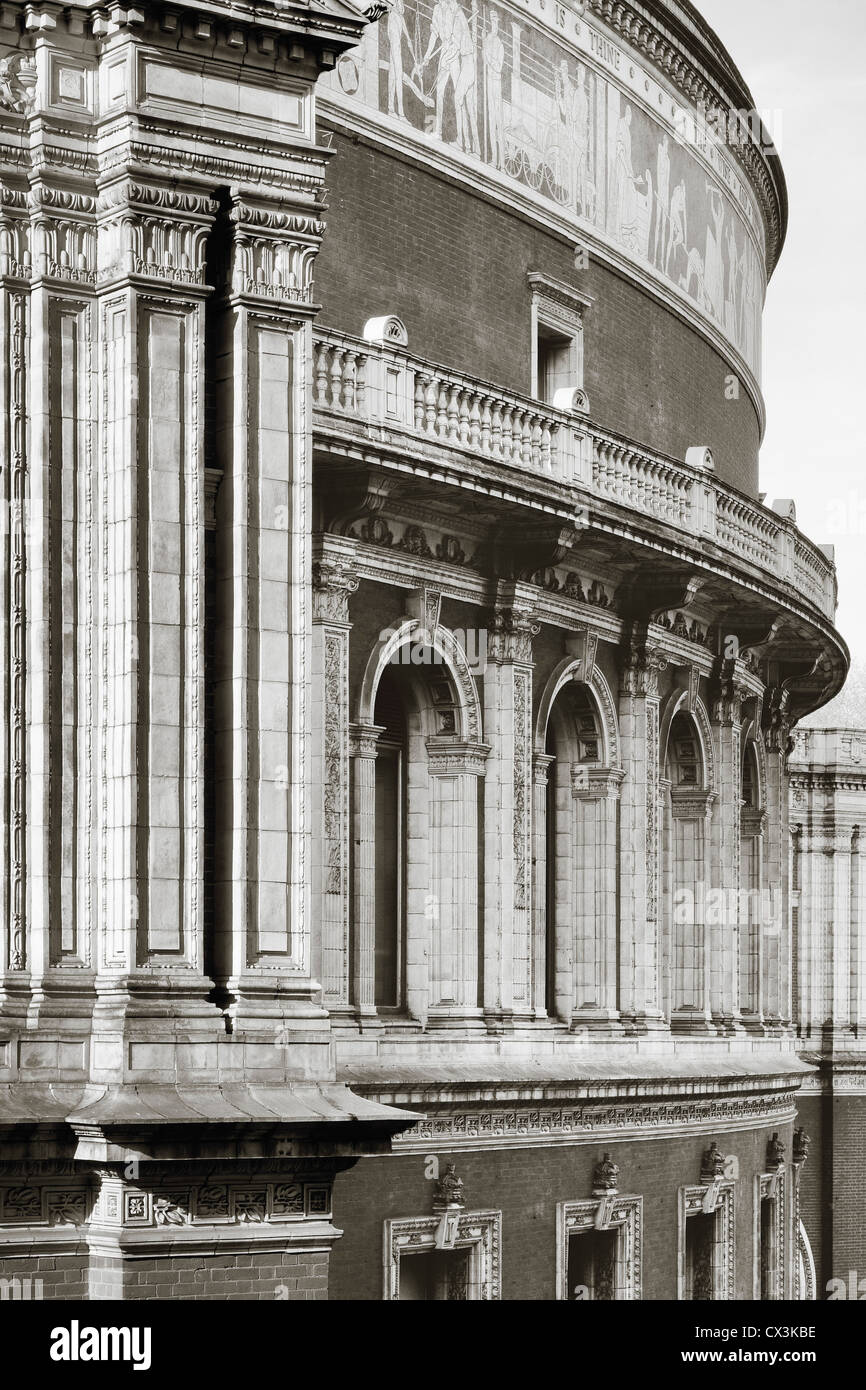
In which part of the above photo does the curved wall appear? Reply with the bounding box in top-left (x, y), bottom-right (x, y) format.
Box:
top-left (315, 130), bottom-right (762, 494)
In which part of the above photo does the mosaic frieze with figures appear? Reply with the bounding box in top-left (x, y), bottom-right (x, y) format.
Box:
top-left (326, 0), bottom-right (765, 376)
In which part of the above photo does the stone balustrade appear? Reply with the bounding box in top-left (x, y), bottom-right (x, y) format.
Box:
top-left (313, 327), bottom-right (837, 621)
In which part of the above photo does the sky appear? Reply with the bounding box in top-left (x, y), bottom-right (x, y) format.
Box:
top-left (698, 0), bottom-right (866, 681)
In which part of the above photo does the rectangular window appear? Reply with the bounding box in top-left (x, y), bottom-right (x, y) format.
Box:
top-left (755, 1172), bottom-right (785, 1299)
top-left (685, 1211), bottom-right (716, 1300)
top-left (527, 271), bottom-right (591, 404)
top-left (678, 1184), bottom-right (734, 1300)
top-left (557, 1197), bottom-right (642, 1299)
top-left (384, 1211), bottom-right (502, 1300)
top-left (398, 1247), bottom-right (470, 1301)
top-left (537, 322), bottom-right (577, 404)
top-left (567, 1227), bottom-right (618, 1300)
top-left (760, 1195), bottom-right (776, 1299)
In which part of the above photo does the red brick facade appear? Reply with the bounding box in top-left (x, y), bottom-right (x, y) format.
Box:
top-left (316, 129), bottom-right (762, 496)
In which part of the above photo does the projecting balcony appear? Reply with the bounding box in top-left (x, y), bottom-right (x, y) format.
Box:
top-left (312, 326), bottom-right (837, 624)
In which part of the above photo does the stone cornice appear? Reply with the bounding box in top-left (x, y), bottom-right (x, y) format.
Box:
top-left (372, 1089), bottom-right (798, 1151)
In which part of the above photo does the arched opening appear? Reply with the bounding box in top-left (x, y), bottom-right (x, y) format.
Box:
top-left (351, 629), bottom-right (486, 1027)
top-left (740, 740), bottom-right (765, 1027)
top-left (373, 667), bottom-right (407, 1010)
top-left (540, 680), bottom-right (619, 1027)
top-left (662, 708), bottom-right (713, 1031)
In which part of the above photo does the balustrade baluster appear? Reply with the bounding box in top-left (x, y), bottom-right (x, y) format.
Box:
top-left (314, 341), bottom-right (330, 407)
top-left (355, 354), bottom-right (367, 417)
top-left (342, 352), bottom-right (357, 411)
top-left (424, 375), bottom-right (437, 435)
top-left (491, 400), bottom-right (504, 458)
top-left (329, 348), bottom-right (343, 413)
top-left (446, 383), bottom-right (460, 442)
top-left (540, 418), bottom-right (552, 472)
top-left (468, 393), bottom-right (482, 450)
top-left (414, 373), bottom-right (427, 431)
top-left (435, 376), bottom-right (449, 438)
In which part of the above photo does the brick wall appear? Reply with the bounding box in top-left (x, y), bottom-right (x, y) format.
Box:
top-left (316, 130), bottom-right (761, 497)
top-left (329, 1120), bottom-right (793, 1301)
top-left (829, 1096), bottom-right (866, 1286)
top-left (0, 1253), bottom-right (88, 1301)
top-left (88, 1250), bottom-right (328, 1301)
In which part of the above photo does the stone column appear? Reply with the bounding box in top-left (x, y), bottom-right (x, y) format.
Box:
top-left (740, 808), bottom-right (766, 1029)
top-left (531, 753), bottom-right (555, 1015)
top-left (550, 752), bottom-right (574, 1024)
top-left (709, 663), bottom-right (748, 1033)
top-left (617, 642), bottom-right (667, 1030)
top-left (212, 187), bottom-right (326, 1045)
top-left (426, 739), bottom-right (488, 1028)
top-left (762, 690), bottom-right (792, 1029)
top-left (348, 722), bottom-right (386, 1028)
top-left (88, 173), bottom-right (220, 1071)
top-left (312, 538), bottom-right (358, 1018)
top-left (571, 767), bottom-right (623, 1029)
top-left (826, 826), bottom-right (855, 1042)
top-left (670, 790), bottom-right (715, 1032)
top-left (482, 585), bottom-right (538, 1028)
top-left (0, 184), bottom-right (33, 1024)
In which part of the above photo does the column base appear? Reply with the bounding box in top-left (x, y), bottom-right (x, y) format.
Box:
top-left (739, 1010), bottom-right (767, 1035)
top-left (619, 1010), bottom-right (669, 1035)
top-left (670, 1009), bottom-right (716, 1036)
top-left (426, 1007), bottom-right (486, 1031)
top-left (569, 1009), bottom-right (625, 1036)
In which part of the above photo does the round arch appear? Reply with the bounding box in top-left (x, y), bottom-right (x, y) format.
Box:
top-left (356, 618), bottom-right (482, 742)
top-left (659, 689), bottom-right (716, 791)
top-left (534, 658), bottom-right (620, 767)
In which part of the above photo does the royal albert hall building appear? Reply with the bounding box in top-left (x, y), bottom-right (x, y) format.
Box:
top-left (0, 0), bottom-right (850, 1299)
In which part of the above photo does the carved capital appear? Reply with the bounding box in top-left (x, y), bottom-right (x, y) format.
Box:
top-left (312, 555), bottom-right (360, 625)
top-left (533, 753), bottom-right (555, 786)
top-left (670, 789), bottom-right (715, 821)
top-left (621, 640), bottom-right (669, 699)
top-left (349, 722), bottom-right (386, 759)
top-left (227, 190), bottom-right (324, 307)
top-left (425, 738), bottom-right (490, 777)
top-left (96, 179), bottom-right (219, 288)
top-left (740, 808), bottom-right (766, 839)
top-left (572, 765), bottom-right (625, 801)
top-left (488, 600), bottom-right (540, 665)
